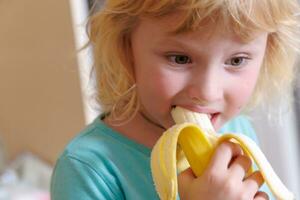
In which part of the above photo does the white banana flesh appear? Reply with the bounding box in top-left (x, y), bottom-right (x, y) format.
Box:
top-left (150, 106), bottom-right (294, 200)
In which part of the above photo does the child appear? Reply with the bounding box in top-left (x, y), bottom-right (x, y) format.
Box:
top-left (51, 0), bottom-right (300, 199)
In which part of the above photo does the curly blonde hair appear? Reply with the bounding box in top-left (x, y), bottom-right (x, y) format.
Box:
top-left (88, 0), bottom-right (300, 122)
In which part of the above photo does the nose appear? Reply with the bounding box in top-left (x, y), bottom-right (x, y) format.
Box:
top-left (186, 68), bottom-right (223, 103)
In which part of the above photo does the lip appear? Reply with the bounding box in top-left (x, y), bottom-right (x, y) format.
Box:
top-left (175, 104), bottom-right (219, 114)
top-left (210, 113), bottom-right (219, 126)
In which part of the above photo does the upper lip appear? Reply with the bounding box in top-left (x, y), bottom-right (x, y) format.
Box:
top-left (175, 104), bottom-right (219, 115)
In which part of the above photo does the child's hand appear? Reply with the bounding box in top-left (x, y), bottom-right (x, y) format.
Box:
top-left (178, 141), bottom-right (269, 200)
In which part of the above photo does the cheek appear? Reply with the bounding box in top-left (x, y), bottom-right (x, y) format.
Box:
top-left (227, 71), bottom-right (260, 112)
top-left (136, 69), bottom-right (182, 112)
top-left (231, 84), bottom-right (254, 107)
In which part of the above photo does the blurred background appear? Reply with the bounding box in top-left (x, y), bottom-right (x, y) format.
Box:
top-left (0, 0), bottom-right (299, 199)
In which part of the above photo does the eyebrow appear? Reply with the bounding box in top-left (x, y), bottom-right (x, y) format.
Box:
top-left (155, 36), bottom-right (197, 51)
top-left (157, 35), bottom-right (188, 46)
top-left (155, 34), bottom-right (263, 56)
top-left (154, 35), bottom-right (219, 58)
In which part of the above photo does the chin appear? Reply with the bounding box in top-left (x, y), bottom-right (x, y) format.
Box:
top-left (165, 119), bottom-right (176, 129)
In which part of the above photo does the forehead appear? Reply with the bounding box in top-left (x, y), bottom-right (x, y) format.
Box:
top-left (134, 13), bottom-right (263, 44)
top-left (137, 0), bottom-right (279, 36)
top-left (135, 14), bottom-right (212, 41)
top-left (131, 14), bottom-right (269, 57)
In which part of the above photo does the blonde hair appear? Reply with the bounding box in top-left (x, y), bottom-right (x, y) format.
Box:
top-left (88, 0), bottom-right (300, 122)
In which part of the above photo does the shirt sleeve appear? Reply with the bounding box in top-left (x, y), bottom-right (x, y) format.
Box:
top-left (51, 154), bottom-right (124, 200)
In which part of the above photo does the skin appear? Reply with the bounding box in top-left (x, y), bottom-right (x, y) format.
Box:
top-left (105, 13), bottom-right (269, 200)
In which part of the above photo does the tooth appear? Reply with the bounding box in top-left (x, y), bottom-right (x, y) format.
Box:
top-left (150, 106), bottom-right (294, 200)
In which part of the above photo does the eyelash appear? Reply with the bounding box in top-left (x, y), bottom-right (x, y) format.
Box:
top-left (165, 54), bottom-right (251, 69)
top-left (224, 56), bottom-right (251, 69)
top-left (166, 54), bottom-right (192, 65)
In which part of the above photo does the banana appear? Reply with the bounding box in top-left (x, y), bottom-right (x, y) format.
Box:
top-left (150, 106), bottom-right (294, 200)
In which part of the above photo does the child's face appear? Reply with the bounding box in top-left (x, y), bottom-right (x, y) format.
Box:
top-left (131, 15), bottom-right (268, 131)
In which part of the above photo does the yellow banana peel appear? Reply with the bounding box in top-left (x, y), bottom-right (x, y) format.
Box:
top-left (150, 106), bottom-right (294, 200)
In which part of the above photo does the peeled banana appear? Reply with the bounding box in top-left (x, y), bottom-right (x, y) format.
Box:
top-left (150, 106), bottom-right (294, 200)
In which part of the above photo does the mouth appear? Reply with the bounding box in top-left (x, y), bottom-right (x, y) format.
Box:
top-left (172, 105), bottom-right (220, 125)
top-left (209, 113), bottom-right (219, 125)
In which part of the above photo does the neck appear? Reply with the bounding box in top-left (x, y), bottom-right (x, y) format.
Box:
top-left (140, 111), bottom-right (166, 131)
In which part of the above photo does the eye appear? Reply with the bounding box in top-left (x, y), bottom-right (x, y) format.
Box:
top-left (225, 56), bottom-right (250, 68)
top-left (230, 57), bottom-right (244, 66)
top-left (168, 55), bottom-right (192, 64)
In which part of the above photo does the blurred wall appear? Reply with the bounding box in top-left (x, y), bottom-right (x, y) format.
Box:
top-left (249, 99), bottom-right (300, 199)
top-left (0, 0), bottom-right (85, 165)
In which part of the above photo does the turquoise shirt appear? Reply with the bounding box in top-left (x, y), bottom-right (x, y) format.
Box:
top-left (51, 115), bottom-right (273, 200)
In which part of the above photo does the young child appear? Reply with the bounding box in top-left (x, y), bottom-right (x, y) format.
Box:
top-left (51, 0), bottom-right (300, 199)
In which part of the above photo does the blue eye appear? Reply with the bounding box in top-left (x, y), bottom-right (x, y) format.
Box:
top-left (168, 55), bottom-right (192, 64)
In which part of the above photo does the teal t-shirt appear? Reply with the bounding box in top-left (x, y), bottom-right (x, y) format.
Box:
top-left (51, 115), bottom-right (273, 200)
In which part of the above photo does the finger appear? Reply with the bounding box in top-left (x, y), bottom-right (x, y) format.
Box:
top-left (178, 168), bottom-right (195, 197)
top-left (243, 171), bottom-right (265, 196)
top-left (254, 191), bottom-right (269, 200)
top-left (207, 141), bottom-right (243, 172)
top-left (228, 155), bottom-right (252, 181)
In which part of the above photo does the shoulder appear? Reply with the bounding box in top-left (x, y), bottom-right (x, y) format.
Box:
top-left (54, 116), bottom-right (135, 175)
top-left (51, 116), bottom-right (154, 199)
top-left (51, 153), bottom-right (123, 200)
top-left (60, 116), bottom-right (128, 163)
top-left (60, 116), bottom-right (151, 164)
top-left (51, 116), bottom-right (125, 199)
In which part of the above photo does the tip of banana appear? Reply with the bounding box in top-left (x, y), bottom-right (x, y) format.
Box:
top-left (172, 106), bottom-right (215, 128)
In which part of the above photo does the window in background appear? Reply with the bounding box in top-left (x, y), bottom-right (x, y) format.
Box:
top-left (69, 0), bottom-right (101, 124)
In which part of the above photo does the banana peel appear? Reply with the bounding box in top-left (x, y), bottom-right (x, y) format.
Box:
top-left (150, 106), bottom-right (294, 200)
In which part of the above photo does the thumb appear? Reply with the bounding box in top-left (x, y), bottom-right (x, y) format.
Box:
top-left (178, 168), bottom-right (196, 196)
